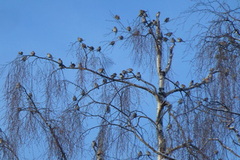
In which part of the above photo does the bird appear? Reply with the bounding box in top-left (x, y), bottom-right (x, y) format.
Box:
top-left (70, 63), bottom-right (76, 68)
top-left (96, 46), bottom-right (101, 52)
top-left (58, 58), bottom-right (63, 65)
top-left (105, 105), bottom-right (110, 113)
top-left (102, 79), bottom-right (107, 84)
top-left (163, 37), bottom-right (168, 42)
top-left (21, 56), bottom-right (27, 61)
top-left (18, 51), bottom-right (23, 55)
top-left (88, 46), bottom-right (94, 51)
top-left (30, 51), bottom-right (35, 56)
top-left (77, 37), bottom-right (83, 42)
top-left (94, 83), bottom-right (99, 89)
top-left (189, 80), bottom-right (194, 87)
top-left (72, 95), bottom-right (77, 101)
top-left (119, 73), bottom-right (124, 79)
top-left (137, 151), bottom-right (143, 158)
top-left (127, 68), bottom-right (133, 73)
top-left (181, 84), bottom-right (186, 88)
top-left (118, 36), bottom-right (124, 40)
top-left (122, 70), bottom-right (127, 75)
top-left (114, 15), bottom-right (120, 20)
top-left (141, 16), bottom-right (147, 23)
top-left (78, 63), bottom-right (83, 69)
top-left (177, 38), bottom-right (184, 42)
top-left (47, 53), bottom-right (52, 59)
top-left (111, 73), bottom-right (117, 79)
top-left (139, 10), bottom-right (146, 17)
top-left (126, 26), bottom-right (131, 31)
top-left (178, 98), bottom-right (183, 104)
top-left (81, 43), bottom-right (87, 48)
top-left (110, 41), bottom-right (115, 46)
top-left (146, 151), bottom-right (151, 156)
top-left (136, 72), bottom-right (141, 80)
top-left (156, 11), bottom-right (160, 18)
top-left (171, 38), bottom-right (176, 43)
top-left (165, 32), bottom-right (173, 37)
top-left (15, 82), bottom-right (21, 89)
top-left (112, 26), bottom-right (118, 33)
top-left (81, 90), bottom-right (86, 96)
top-left (91, 141), bottom-right (97, 148)
top-left (164, 17), bottom-right (170, 23)
top-left (131, 112), bottom-right (137, 119)
top-left (132, 30), bottom-right (140, 36)
top-left (98, 68), bottom-right (105, 74)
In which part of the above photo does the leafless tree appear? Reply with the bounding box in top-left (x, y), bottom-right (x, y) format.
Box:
top-left (1, 3), bottom-right (240, 160)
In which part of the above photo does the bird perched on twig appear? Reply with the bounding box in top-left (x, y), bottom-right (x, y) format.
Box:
top-left (18, 51), bottom-right (23, 55)
top-left (47, 53), bottom-right (52, 59)
top-left (114, 15), bottom-right (120, 20)
top-left (165, 32), bottom-right (173, 37)
top-left (30, 51), bottom-right (35, 56)
top-left (136, 72), bottom-right (141, 80)
top-left (126, 26), bottom-right (131, 31)
top-left (98, 68), bottom-right (105, 74)
top-left (177, 38), bottom-right (184, 42)
top-left (96, 46), bottom-right (101, 52)
top-left (77, 37), bottom-right (83, 42)
top-left (112, 26), bottom-right (118, 34)
top-left (70, 62), bottom-right (76, 69)
top-left (111, 73), bottom-right (117, 79)
top-left (164, 17), bottom-right (170, 23)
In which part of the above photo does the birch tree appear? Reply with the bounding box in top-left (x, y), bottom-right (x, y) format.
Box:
top-left (1, 5), bottom-right (240, 160)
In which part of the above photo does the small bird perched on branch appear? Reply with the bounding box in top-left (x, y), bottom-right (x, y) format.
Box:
top-left (114, 15), bottom-right (120, 20)
top-left (30, 51), bottom-right (35, 56)
top-left (112, 26), bottom-right (118, 33)
top-left (164, 17), bottom-right (170, 23)
top-left (47, 53), bottom-right (52, 59)
top-left (136, 72), bottom-right (141, 80)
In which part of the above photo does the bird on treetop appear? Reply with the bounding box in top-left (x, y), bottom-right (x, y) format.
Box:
top-left (177, 38), bottom-right (184, 42)
top-left (102, 79), bottom-right (107, 84)
top-left (47, 53), bottom-right (52, 59)
top-left (171, 38), bottom-right (176, 43)
top-left (110, 41), bottom-right (115, 46)
top-left (138, 151), bottom-right (143, 158)
top-left (112, 26), bottom-right (118, 33)
top-left (70, 62), bottom-right (76, 68)
top-left (88, 46), bottom-right (94, 51)
top-left (98, 68), bottom-right (105, 74)
top-left (77, 37), bottom-right (83, 42)
top-left (96, 46), bottom-right (101, 52)
top-left (58, 58), bottom-right (63, 65)
top-left (81, 43), bottom-right (87, 48)
top-left (114, 15), bottom-right (120, 20)
top-left (30, 51), bottom-right (35, 56)
top-left (156, 11), bottom-right (160, 18)
top-left (18, 51), bottom-right (23, 55)
top-left (126, 26), bottom-right (131, 31)
top-left (136, 72), bottom-right (141, 80)
top-left (118, 36), bottom-right (124, 40)
top-left (165, 32), bottom-right (173, 37)
top-left (21, 56), bottom-right (27, 61)
top-left (164, 17), bottom-right (170, 23)
top-left (94, 83), bottom-right (99, 89)
top-left (72, 95), bottom-right (77, 101)
top-left (111, 73), bottom-right (117, 79)
top-left (127, 68), bottom-right (133, 73)
top-left (141, 16), bottom-right (147, 23)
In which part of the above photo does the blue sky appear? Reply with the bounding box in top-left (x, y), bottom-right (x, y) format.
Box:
top-left (0, 0), bottom-right (192, 62)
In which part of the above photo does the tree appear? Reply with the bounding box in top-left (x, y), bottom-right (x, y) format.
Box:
top-left (1, 2), bottom-right (240, 160)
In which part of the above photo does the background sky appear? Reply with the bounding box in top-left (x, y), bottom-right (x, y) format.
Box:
top-left (0, 0), bottom-right (239, 159)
